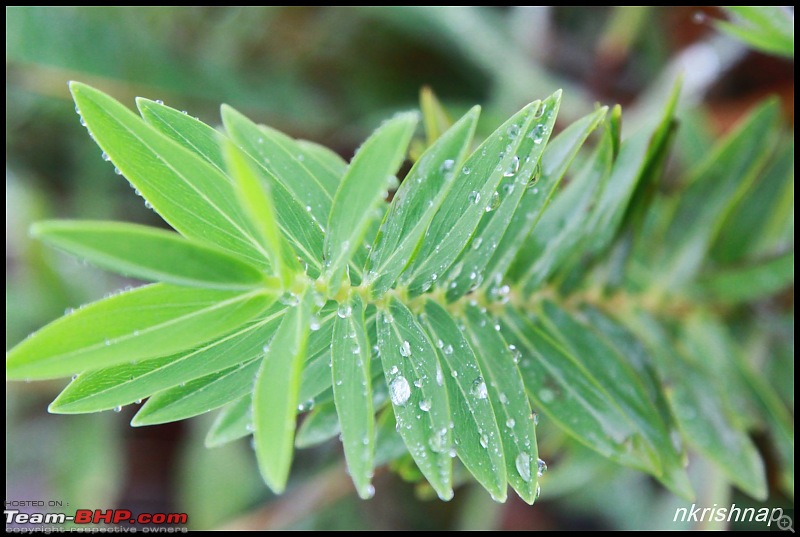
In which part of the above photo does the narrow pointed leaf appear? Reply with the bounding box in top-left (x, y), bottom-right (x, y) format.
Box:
top-left (32, 220), bottom-right (267, 290)
top-left (717, 7), bottom-right (794, 57)
top-left (401, 102), bottom-right (540, 294)
top-left (332, 295), bottom-right (375, 499)
top-left (656, 99), bottom-right (780, 289)
top-left (420, 86), bottom-right (453, 146)
top-left (463, 305), bottom-right (538, 503)
top-left (420, 300), bottom-right (507, 502)
top-left (137, 98), bottom-right (226, 173)
top-left (513, 126), bottom-right (614, 292)
top-left (253, 292), bottom-right (312, 493)
top-left (49, 305), bottom-right (285, 414)
top-left (7, 284), bottom-right (276, 380)
top-left (501, 306), bottom-right (647, 470)
top-left (699, 252), bottom-right (794, 304)
top-left (223, 139), bottom-right (300, 286)
top-left (624, 313), bottom-right (767, 500)
top-left (221, 105), bottom-right (335, 226)
top-left (324, 113), bottom-right (418, 291)
top-left (367, 107), bottom-right (479, 296)
top-left (205, 396), bottom-right (253, 448)
top-left (378, 297), bottom-right (453, 500)
top-left (485, 106), bottom-right (608, 282)
top-left (446, 91), bottom-right (561, 300)
top-left (132, 360), bottom-right (260, 426)
top-left (296, 139), bottom-right (348, 187)
top-left (69, 82), bottom-right (270, 268)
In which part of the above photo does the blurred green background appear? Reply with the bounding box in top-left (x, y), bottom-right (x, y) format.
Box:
top-left (6, 6), bottom-right (793, 530)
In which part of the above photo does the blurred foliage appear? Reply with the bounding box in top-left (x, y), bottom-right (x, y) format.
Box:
top-left (6, 5), bottom-right (793, 530)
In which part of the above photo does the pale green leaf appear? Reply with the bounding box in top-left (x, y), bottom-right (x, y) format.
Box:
top-left (253, 291), bottom-right (311, 493)
top-left (420, 86), bottom-right (453, 146)
top-left (31, 220), bottom-right (268, 290)
top-left (717, 7), bottom-right (794, 58)
top-left (49, 305), bottom-right (286, 414)
top-left (324, 113), bottom-right (418, 292)
top-left (69, 82), bottom-right (270, 268)
top-left (205, 396), bottom-right (253, 448)
top-left (7, 284), bottom-right (275, 380)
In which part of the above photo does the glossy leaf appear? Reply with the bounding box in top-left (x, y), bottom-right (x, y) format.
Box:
top-left (205, 396), bottom-right (253, 448)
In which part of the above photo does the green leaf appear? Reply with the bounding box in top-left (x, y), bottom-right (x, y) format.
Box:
top-left (296, 139), bottom-right (348, 186)
top-left (512, 123), bottom-right (614, 292)
top-left (378, 297), bottom-right (453, 500)
top-left (624, 312), bottom-right (768, 500)
top-left (463, 304), bottom-right (538, 504)
top-left (295, 401), bottom-right (340, 449)
top-left (655, 99), bottom-right (779, 290)
top-left (501, 306), bottom-right (646, 470)
top-left (253, 291), bottom-right (312, 493)
top-left (7, 284), bottom-right (276, 380)
top-left (420, 86), bottom-right (453, 146)
top-left (324, 112), bottom-right (418, 292)
top-left (205, 396), bottom-right (253, 448)
top-left (69, 82), bottom-right (270, 268)
top-left (49, 305), bottom-right (286, 414)
top-left (137, 98), bottom-right (227, 173)
top-left (223, 139), bottom-right (301, 287)
top-left (331, 295), bottom-right (375, 499)
top-left (699, 252), bottom-right (794, 304)
top-left (420, 301), bottom-right (507, 502)
top-left (132, 360), bottom-right (259, 426)
top-left (366, 107), bottom-right (479, 296)
top-left (483, 106), bottom-right (607, 283)
top-left (538, 302), bottom-right (688, 489)
top-left (717, 7), bottom-right (794, 58)
top-left (445, 91), bottom-right (562, 301)
top-left (31, 220), bottom-right (268, 290)
top-left (221, 104), bottom-right (335, 228)
top-left (400, 102), bottom-right (541, 295)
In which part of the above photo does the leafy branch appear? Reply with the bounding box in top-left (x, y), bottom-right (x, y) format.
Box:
top-left (6, 80), bottom-right (793, 505)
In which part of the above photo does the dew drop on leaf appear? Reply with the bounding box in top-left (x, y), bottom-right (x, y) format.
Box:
top-left (399, 340), bottom-right (412, 357)
top-left (516, 452), bottom-right (532, 482)
top-left (504, 155), bottom-right (520, 177)
top-left (389, 376), bottom-right (411, 406)
top-left (537, 458), bottom-right (548, 477)
top-left (419, 399), bottom-right (432, 412)
top-left (337, 303), bottom-right (352, 319)
top-left (471, 377), bottom-right (488, 399)
top-left (113, 405), bottom-right (122, 413)
top-left (443, 344), bottom-right (454, 355)
top-left (468, 191), bottom-right (481, 204)
top-left (506, 418), bottom-right (516, 428)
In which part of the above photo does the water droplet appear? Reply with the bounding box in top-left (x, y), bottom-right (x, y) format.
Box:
top-left (390, 365), bottom-right (399, 375)
top-left (64, 307), bottom-right (74, 315)
top-left (309, 316), bottom-right (321, 331)
top-left (399, 340), bottom-right (412, 357)
top-left (537, 458), bottom-right (548, 477)
top-left (337, 303), bottom-right (352, 318)
top-left (471, 377), bottom-right (488, 399)
top-left (531, 412), bottom-right (539, 425)
top-left (135, 399), bottom-right (143, 405)
top-left (389, 376), bottom-right (411, 406)
top-left (298, 399), bottom-right (315, 412)
top-left (507, 124), bottom-right (521, 139)
top-left (480, 434), bottom-right (489, 448)
top-left (535, 484), bottom-right (541, 500)
top-left (508, 345), bottom-right (521, 364)
top-left (114, 167), bottom-right (122, 175)
top-left (101, 151), bottom-right (111, 162)
top-left (504, 155), bottom-right (520, 177)
top-left (262, 343), bottom-right (271, 353)
top-left (526, 163), bottom-right (542, 189)
top-left (516, 452), bottom-right (532, 482)
top-left (468, 191), bottom-right (481, 204)
top-left (435, 362), bottom-right (444, 386)
top-left (419, 399), bottom-right (432, 412)
top-left (364, 484), bottom-right (376, 499)
top-left (462, 166), bottom-right (471, 175)
top-left (113, 406), bottom-right (122, 413)
top-left (441, 159), bottom-right (454, 172)
top-left (79, 116), bottom-right (87, 127)
top-left (506, 418), bottom-right (516, 428)
top-left (386, 175), bottom-right (400, 189)
top-left (104, 338), bottom-right (111, 346)
top-left (533, 103), bottom-right (546, 119)
top-left (485, 191), bottom-right (501, 212)
top-left (443, 344), bottom-right (453, 355)
top-left (71, 374), bottom-right (79, 381)
top-left (155, 99), bottom-right (164, 105)
top-left (472, 237), bottom-right (483, 250)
